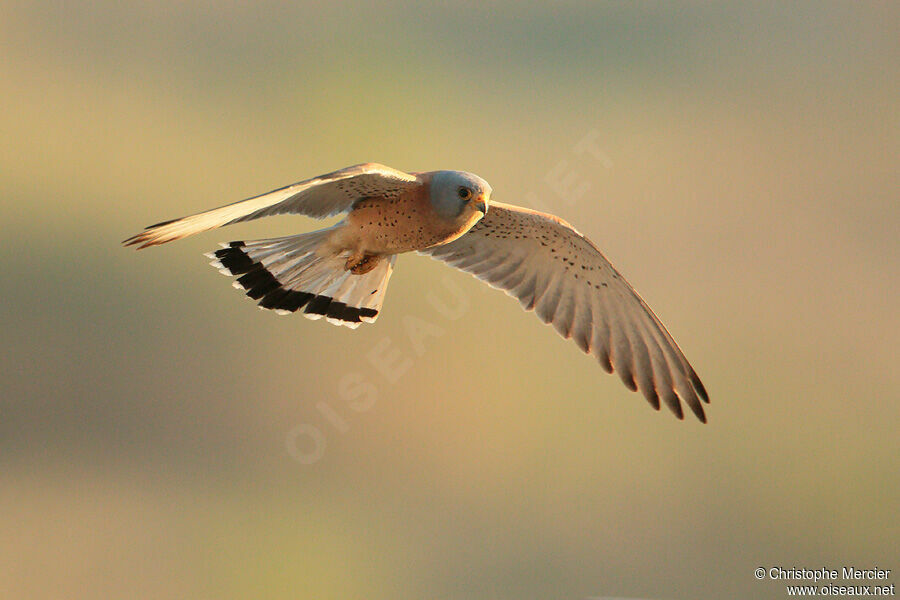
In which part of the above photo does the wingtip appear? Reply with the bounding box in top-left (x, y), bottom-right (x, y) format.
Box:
top-left (122, 232), bottom-right (166, 250)
top-left (688, 401), bottom-right (708, 423)
top-left (664, 395), bottom-right (685, 420)
top-left (641, 388), bottom-right (661, 411)
top-left (692, 373), bottom-right (710, 404)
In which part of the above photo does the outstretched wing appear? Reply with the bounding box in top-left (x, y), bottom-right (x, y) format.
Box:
top-left (123, 163), bottom-right (418, 248)
top-left (421, 202), bottom-right (710, 421)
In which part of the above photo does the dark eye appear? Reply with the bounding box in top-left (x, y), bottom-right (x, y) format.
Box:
top-left (457, 187), bottom-right (472, 200)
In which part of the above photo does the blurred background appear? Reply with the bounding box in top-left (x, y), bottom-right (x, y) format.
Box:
top-left (1, 2), bottom-right (897, 599)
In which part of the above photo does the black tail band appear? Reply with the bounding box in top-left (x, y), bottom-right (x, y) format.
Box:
top-left (214, 243), bottom-right (377, 322)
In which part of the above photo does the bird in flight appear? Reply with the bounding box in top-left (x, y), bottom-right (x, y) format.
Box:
top-left (124, 163), bottom-right (709, 421)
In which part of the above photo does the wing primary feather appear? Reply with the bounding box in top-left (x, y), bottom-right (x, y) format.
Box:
top-left (421, 201), bottom-right (709, 421)
top-left (588, 293), bottom-right (614, 373)
top-left (628, 322), bottom-right (665, 414)
top-left (550, 284), bottom-right (576, 339)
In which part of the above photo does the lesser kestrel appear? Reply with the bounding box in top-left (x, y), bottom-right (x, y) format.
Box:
top-left (124, 163), bottom-right (709, 421)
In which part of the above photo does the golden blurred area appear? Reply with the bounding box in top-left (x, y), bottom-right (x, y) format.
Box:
top-left (1, 2), bottom-right (897, 599)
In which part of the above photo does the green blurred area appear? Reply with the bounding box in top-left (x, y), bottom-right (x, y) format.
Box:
top-left (1, 2), bottom-right (897, 599)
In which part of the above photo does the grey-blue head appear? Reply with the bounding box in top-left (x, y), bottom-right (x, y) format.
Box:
top-left (428, 170), bottom-right (492, 221)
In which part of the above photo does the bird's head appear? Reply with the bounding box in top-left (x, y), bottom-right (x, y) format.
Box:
top-left (428, 170), bottom-right (492, 223)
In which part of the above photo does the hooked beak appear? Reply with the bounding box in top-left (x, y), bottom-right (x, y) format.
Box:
top-left (474, 196), bottom-right (487, 215)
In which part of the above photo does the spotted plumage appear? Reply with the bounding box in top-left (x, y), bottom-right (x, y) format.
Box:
top-left (124, 163), bottom-right (709, 421)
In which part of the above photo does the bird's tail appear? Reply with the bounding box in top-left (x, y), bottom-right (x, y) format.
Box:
top-left (206, 228), bottom-right (396, 328)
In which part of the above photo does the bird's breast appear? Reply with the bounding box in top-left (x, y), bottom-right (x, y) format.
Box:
top-left (345, 193), bottom-right (476, 254)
